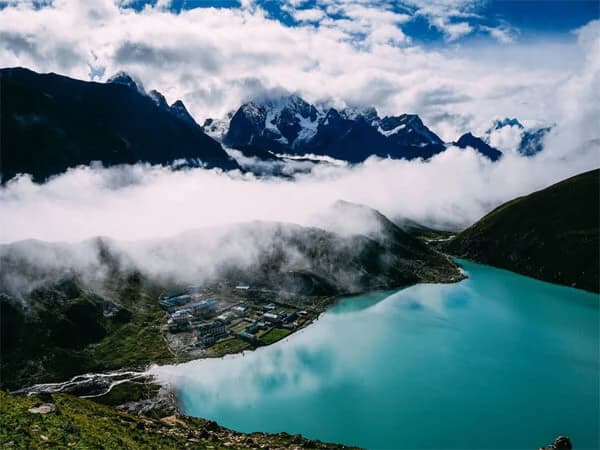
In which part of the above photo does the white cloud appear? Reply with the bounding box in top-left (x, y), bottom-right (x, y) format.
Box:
top-left (1, 124), bottom-right (597, 246)
top-left (400, 0), bottom-right (479, 41)
top-left (0, 0), bottom-right (592, 141)
top-left (0, 2), bottom-right (598, 252)
top-left (438, 20), bottom-right (473, 42)
top-left (290, 8), bottom-right (326, 23)
top-left (480, 23), bottom-right (517, 44)
top-left (486, 125), bottom-right (524, 153)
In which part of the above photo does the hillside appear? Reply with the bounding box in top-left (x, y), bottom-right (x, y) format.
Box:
top-left (443, 169), bottom-right (599, 293)
top-left (0, 391), bottom-right (355, 449)
top-left (0, 206), bottom-right (462, 390)
top-left (0, 68), bottom-right (238, 182)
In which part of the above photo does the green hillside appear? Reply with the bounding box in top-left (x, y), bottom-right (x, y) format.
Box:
top-left (444, 169), bottom-right (599, 293)
top-left (0, 391), bottom-right (355, 449)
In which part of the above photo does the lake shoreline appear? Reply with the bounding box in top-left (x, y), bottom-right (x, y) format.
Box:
top-left (159, 260), bottom-right (599, 449)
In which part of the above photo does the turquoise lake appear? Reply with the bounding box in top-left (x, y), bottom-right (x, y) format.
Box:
top-left (153, 260), bottom-right (599, 449)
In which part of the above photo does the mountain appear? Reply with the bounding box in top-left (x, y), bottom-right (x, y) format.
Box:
top-left (0, 204), bottom-right (462, 390)
top-left (216, 95), bottom-right (446, 162)
top-left (454, 132), bottom-right (503, 161)
top-left (0, 67), bottom-right (238, 182)
top-left (517, 126), bottom-right (552, 156)
top-left (485, 117), bottom-right (552, 156)
top-left (148, 89), bottom-right (198, 126)
top-left (489, 117), bottom-right (524, 131)
top-left (202, 113), bottom-right (234, 141)
top-left (106, 71), bottom-right (145, 93)
top-left (443, 169), bottom-right (599, 293)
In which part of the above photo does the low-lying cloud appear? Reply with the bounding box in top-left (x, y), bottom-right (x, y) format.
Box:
top-left (1, 139), bottom-right (597, 246)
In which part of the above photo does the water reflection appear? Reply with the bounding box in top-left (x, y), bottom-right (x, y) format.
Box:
top-left (151, 261), bottom-right (599, 450)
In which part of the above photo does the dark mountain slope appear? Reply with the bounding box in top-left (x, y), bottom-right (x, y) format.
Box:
top-left (454, 132), bottom-right (502, 161)
top-left (221, 96), bottom-right (446, 162)
top-left (444, 169), bottom-right (600, 292)
top-left (0, 67), bottom-right (237, 182)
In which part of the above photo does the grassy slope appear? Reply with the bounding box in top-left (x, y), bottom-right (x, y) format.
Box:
top-left (444, 169), bottom-right (599, 293)
top-left (0, 273), bottom-right (175, 391)
top-left (0, 391), bottom-right (356, 449)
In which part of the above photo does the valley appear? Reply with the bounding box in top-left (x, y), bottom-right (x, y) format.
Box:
top-left (0, 203), bottom-right (463, 393)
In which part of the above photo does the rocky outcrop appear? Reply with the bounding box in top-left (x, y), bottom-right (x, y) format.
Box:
top-left (539, 435), bottom-right (573, 450)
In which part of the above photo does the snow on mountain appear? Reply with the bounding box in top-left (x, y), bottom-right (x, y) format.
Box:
top-left (202, 113), bottom-right (233, 141)
top-left (106, 71), bottom-right (145, 94)
top-left (219, 94), bottom-right (448, 162)
top-left (377, 114), bottom-right (444, 146)
top-left (340, 106), bottom-right (378, 123)
top-left (222, 94), bottom-right (324, 150)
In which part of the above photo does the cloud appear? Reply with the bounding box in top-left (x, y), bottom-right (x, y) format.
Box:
top-left (1, 121), bottom-right (597, 246)
top-left (0, 0), bottom-right (593, 141)
top-left (0, 2), bottom-right (598, 260)
top-left (289, 8), bottom-right (326, 23)
top-left (400, 0), bottom-right (479, 41)
top-left (113, 41), bottom-right (222, 72)
top-left (480, 23), bottom-right (518, 44)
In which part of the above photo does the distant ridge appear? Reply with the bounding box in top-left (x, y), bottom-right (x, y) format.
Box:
top-left (217, 94), bottom-right (449, 162)
top-left (0, 67), bottom-right (238, 182)
top-left (454, 132), bottom-right (503, 161)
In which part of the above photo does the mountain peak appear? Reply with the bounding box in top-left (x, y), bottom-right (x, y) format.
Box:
top-left (491, 117), bottom-right (524, 130)
top-left (106, 71), bottom-right (144, 93)
top-left (223, 95), bottom-right (447, 161)
top-left (341, 106), bottom-right (379, 122)
top-left (455, 132), bottom-right (502, 161)
top-left (169, 100), bottom-right (197, 126)
top-left (378, 114), bottom-right (443, 145)
top-left (148, 89), bottom-right (168, 109)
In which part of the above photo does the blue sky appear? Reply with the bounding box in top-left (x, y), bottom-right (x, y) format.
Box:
top-left (119, 0), bottom-right (598, 44)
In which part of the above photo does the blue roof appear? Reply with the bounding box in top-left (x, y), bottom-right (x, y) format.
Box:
top-left (160, 294), bottom-right (191, 306)
top-left (190, 300), bottom-right (217, 308)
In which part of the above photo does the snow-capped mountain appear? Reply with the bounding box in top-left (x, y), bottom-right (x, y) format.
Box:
top-left (223, 95), bottom-right (322, 149)
top-left (206, 94), bottom-right (448, 162)
top-left (202, 113), bottom-right (234, 141)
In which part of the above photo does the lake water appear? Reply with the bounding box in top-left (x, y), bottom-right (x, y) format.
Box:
top-left (152, 260), bottom-right (599, 449)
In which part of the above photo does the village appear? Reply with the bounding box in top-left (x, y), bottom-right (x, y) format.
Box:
top-left (158, 283), bottom-right (331, 358)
